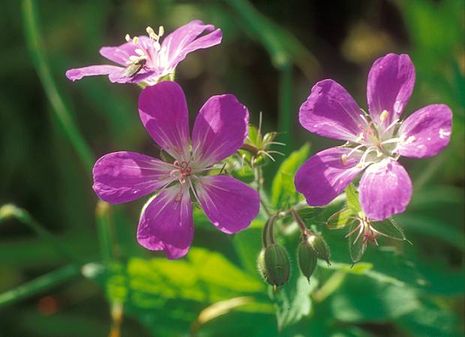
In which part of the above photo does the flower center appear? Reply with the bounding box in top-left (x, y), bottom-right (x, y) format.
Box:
top-left (122, 26), bottom-right (165, 77)
top-left (170, 160), bottom-right (192, 185)
top-left (341, 111), bottom-right (404, 169)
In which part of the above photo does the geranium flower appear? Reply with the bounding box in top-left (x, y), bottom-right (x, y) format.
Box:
top-left (295, 53), bottom-right (452, 220)
top-left (66, 20), bottom-right (222, 85)
top-left (92, 81), bottom-right (260, 258)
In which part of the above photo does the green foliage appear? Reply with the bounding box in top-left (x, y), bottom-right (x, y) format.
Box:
top-left (271, 143), bottom-right (310, 208)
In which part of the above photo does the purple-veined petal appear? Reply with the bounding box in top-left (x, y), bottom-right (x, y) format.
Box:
top-left (65, 65), bottom-right (123, 81)
top-left (367, 53), bottom-right (415, 128)
top-left (294, 147), bottom-right (363, 206)
top-left (359, 158), bottom-right (412, 221)
top-left (137, 185), bottom-right (193, 259)
top-left (99, 39), bottom-right (142, 65)
top-left (160, 20), bottom-right (222, 72)
top-left (192, 94), bottom-right (248, 166)
top-left (92, 151), bottom-right (174, 204)
top-left (397, 104), bottom-right (452, 158)
top-left (138, 81), bottom-right (191, 160)
top-left (299, 80), bottom-right (365, 142)
top-left (195, 175), bottom-right (259, 234)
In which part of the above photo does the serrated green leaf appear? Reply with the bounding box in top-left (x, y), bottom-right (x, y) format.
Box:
top-left (327, 208), bottom-right (357, 230)
top-left (271, 143), bottom-right (310, 208)
top-left (345, 184), bottom-right (361, 213)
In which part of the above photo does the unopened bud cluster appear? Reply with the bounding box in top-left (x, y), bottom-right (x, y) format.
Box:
top-left (297, 233), bottom-right (331, 281)
top-left (257, 212), bottom-right (331, 288)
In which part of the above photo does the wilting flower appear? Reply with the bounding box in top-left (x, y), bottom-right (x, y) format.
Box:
top-left (92, 81), bottom-right (259, 258)
top-left (295, 53), bottom-right (452, 220)
top-left (66, 20), bottom-right (222, 85)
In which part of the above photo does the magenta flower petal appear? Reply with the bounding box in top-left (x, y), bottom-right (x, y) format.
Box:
top-left (65, 65), bottom-right (123, 81)
top-left (299, 80), bottom-right (365, 142)
top-left (99, 39), bottom-right (146, 65)
top-left (137, 186), bottom-right (193, 259)
top-left (92, 151), bottom-right (173, 204)
top-left (359, 159), bottom-right (412, 220)
top-left (161, 20), bottom-right (222, 72)
top-left (192, 94), bottom-right (248, 166)
top-left (138, 81), bottom-right (191, 159)
top-left (397, 104), bottom-right (452, 158)
top-left (196, 175), bottom-right (259, 234)
top-left (294, 147), bottom-right (363, 206)
top-left (367, 53), bottom-right (415, 128)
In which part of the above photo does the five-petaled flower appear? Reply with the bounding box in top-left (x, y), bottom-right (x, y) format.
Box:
top-left (66, 20), bottom-right (222, 85)
top-left (92, 81), bottom-right (260, 259)
top-left (295, 53), bottom-right (452, 220)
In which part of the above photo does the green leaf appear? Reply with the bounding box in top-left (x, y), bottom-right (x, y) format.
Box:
top-left (270, 275), bottom-right (316, 330)
top-left (345, 184), bottom-right (361, 213)
top-left (328, 275), bottom-right (420, 322)
top-left (397, 298), bottom-right (460, 337)
top-left (271, 143), bottom-right (310, 208)
top-left (90, 248), bottom-right (269, 336)
top-left (95, 248), bottom-right (266, 309)
top-left (327, 207), bottom-right (357, 230)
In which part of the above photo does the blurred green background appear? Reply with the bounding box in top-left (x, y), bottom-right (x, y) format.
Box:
top-left (0, 0), bottom-right (463, 336)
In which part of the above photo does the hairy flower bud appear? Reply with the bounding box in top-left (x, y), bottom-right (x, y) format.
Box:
top-left (297, 240), bottom-right (317, 281)
top-left (307, 234), bottom-right (331, 265)
top-left (257, 244), bottom-right (290, 287)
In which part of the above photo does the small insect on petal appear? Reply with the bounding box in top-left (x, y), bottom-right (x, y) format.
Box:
top-left (123, 59), bottom-right (147, 77)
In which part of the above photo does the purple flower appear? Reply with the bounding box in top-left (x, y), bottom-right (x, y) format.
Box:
top-left (66, 20), bottom-right (222, 85)
top-left (92, 81), bottom-right (260, 259)
top-left (295, 53), bottom-right (452, 220)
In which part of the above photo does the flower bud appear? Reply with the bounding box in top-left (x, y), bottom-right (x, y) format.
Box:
top-left (307, 234), bottom-right (331, 265)
top-left (257, 244), bottom-right (290, 287)
top-left (297, 240), bottom-right (317, 281)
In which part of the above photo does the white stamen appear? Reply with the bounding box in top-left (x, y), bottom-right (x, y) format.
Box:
top-left (125, 34), bottom-right (131, 42)
top-left (146, 26), bottom-right (158, 40)
top-left (158, 26), bottom-right (165, 37)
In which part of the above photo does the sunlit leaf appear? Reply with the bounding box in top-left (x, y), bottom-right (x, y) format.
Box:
top-left (327, 207), bottom-right (357, 230)
top-left (271, 143), bottom-right (310, 208)
top-left (345, 184), bottom-right (361, 213)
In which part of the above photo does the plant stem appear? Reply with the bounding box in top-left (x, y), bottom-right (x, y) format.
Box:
top-left (0, 265), bottom-right (80, 308)
top-left (278, 62), bottom-right (293, 152)
top-left (290, 208), bottom-right (312, 237)
top-left (0, 204), bottom-right (82, 264)
top-left (312, 270), bottom-right (346, 302)
top-left (22, 0), bottom-right (94, 172)
top-left (255, 166), bottom-right (271, 217)
top-left (96, 201), bottom-right (113, 265)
